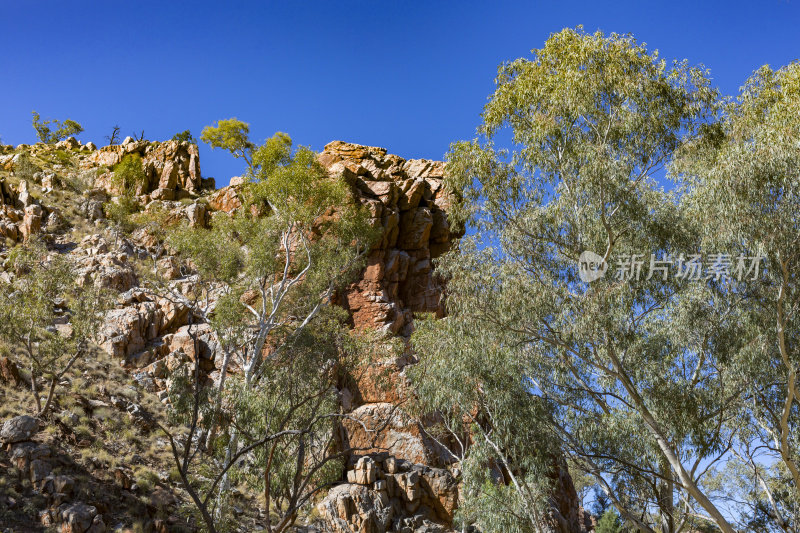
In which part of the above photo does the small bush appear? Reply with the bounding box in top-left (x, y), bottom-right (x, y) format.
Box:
top-left (63, 168), bottom-right (94, 194)
top-left (54, 149), bottom-right (73, 167)
top-left (14, 152), bottom-right (37, 181)
top-left (104, 195), bottom-right (141, 232)
top-left (111, 154), bottom-right (148, 194)
top-left (171, 130), bottom-right (196, 144)
top-left (134, 467), bottom-right (159, 492)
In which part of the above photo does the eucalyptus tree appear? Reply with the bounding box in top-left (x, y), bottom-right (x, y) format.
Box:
top-left (677, 61), bottom-right (800, 531)
top-left (31, 111), bottom-right (83, 144)
top-left (411, 27), bottom-right (738, 532)
top-left (161, 128), bottom-right (378, 531)
top-left (0, 240), bottom-right (106, 418)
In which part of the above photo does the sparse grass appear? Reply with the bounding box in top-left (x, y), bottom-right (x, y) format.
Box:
top-left (73, 423), bottom-right (93, 441)
top-left (133, 465), bottom-right (159, 493)
top-left (169, 466), bottom-right (182, 483)
top-left (93, 406), bottom-right (114, 420)
top-left (13, 151), bottom-right (38, 182)
top-left (62, 167), bottom-right (94, 194)
top-left (53, 149), bottom-right (73, 167)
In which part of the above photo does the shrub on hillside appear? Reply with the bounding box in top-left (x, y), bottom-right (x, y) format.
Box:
top-left (111, 154), bottom-right (148, 195)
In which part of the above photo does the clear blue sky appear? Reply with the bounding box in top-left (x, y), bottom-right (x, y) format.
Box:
top-left (2, 1), bottom-right (798, 187)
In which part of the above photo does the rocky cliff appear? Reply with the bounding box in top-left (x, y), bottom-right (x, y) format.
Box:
top-left (319, 141), bottom-right (460, 336)
top-left (0, 138), bottom-right (588, 533)
top-left (85, 137), bottom-right (211, 197)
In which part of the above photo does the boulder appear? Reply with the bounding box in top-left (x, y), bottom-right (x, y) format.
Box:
top-left (97, 292), bottom-right (191, 360)
top-left (0, 415), bottom-right (41, 444)
top-left (184, 202), bottom-right (206, 228)
top-left (340, 403), bottom-right (455, 468)
top-left (20, 204), bottom-right (42, 241)
top-left (57, 502), bottom-right (100, 533)
top-left (207, 185), bottom-right (242, 213)
top-left (0, 356), bottom-right (22, 386)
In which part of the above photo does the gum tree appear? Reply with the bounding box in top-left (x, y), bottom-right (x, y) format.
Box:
top-left (0, 241), bottom-right (105, 418)
top-left (412, 28), bottom-right (737, 532)
top-left (31, 111), bottom-right (83, 144)
top-left (160, 128), bottom-right (378, 531)
top-left (200, 117), bottom-right (256, 169)
top-left (679, 62), bottom-right (800, 530)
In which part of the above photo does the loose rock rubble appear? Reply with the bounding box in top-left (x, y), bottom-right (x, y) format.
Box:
top-left (1, 416), bottom-right (108, 532)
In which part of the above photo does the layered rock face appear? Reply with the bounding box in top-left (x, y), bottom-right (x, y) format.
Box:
top-left (319, 141), bottom-right (462, 336)
top-left (316, 143), bottom-right (466, 531)
top-left (316, 142), bottom-right (588, 533)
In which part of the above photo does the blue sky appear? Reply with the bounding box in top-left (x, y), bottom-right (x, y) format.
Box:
top-left (2, 1), bottom-right (798, 187)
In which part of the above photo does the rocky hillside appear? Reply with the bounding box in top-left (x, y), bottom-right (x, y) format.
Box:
top-left (0, 137), bottom-right (589, 532)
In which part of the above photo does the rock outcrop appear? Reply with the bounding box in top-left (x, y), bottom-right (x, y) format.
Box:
top-left (313, 143), bottom-right (466, 531)
top-left (1, 414), bottom-right (109, 532)
top-left (318, 455), bottom-right (458, 533)
top-left (319, 141), bottom-right (462, 336)
top-left (0, 178), bottom-right (48, 243)
top-left (83, 138), bottom-right (204, 196)
top-left (315, 142), bottom-right (589, 533)
top-left (340, 403), bottom-right (455, 469)
top-left (0, 138), bottom-right (589, 531)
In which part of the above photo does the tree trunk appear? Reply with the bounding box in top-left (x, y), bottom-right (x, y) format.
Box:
top-left (37, 377), bottom-right (58, 418)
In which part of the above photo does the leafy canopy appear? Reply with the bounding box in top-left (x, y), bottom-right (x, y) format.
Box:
top-left (200, 118), bottom-right (255, 166)
top-left (413, 26), bottom-right (734, 531)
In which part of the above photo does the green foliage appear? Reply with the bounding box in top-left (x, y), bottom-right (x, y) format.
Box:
top-left (413, 27), bottom-right (737, 531)
top-left (200, 118), bottom-right (255, 166)
top-left (103, 195), bottom-right (141, 233)
top-left (222, 309), bottom-right (358, 517)
top-left (14, 152), bottom-right (37, 181)
top-left (54, 149), bottom-right (73, 166)
top-left (111, 153), bottom-right (148, 194)
top-left (31, 111), bottom-right (83, 144)
top-left (674, 60), bottom-right (800, 531)
top-left (163, 128), bottom-right (379, 532)
top-left (170, 132), bottom-right (377, 291)
top-left (103, 154), bottom-right (147, 231)
top-left (171, 130), bottom-right (197, 144)
top-left (0, 239), bottom-right (107, 417)
top-left (596, 508), bottom-right (624, 533)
